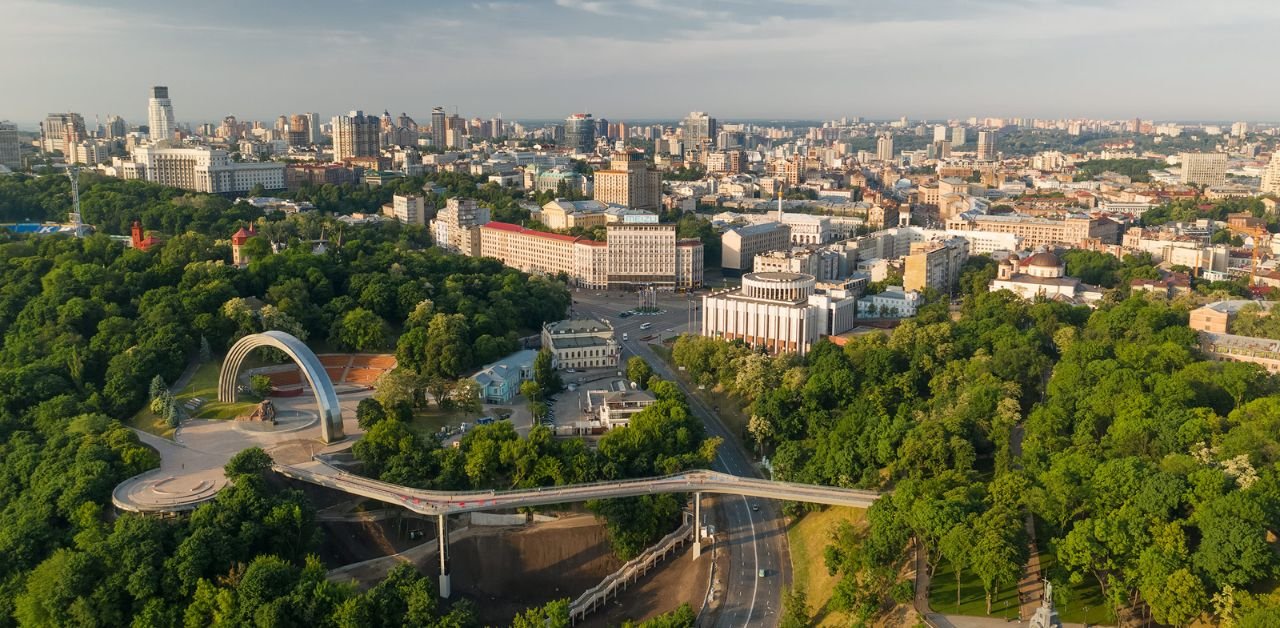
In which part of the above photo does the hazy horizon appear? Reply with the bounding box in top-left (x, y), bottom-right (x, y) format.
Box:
top-left (5, 0), bottom-right (1279, 126)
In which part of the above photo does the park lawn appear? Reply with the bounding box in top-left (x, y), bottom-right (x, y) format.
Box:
top-left (928, 555), bottom-right (1111, 625)
top-left (128, 361), bottom-right (256, 437)
top-left (407, 406), bottom-right (485, 438)
top-left (788, 507), bottom-right (866, 627)
top-left (929, 559), bottom-right (1021, 621)
top-left (1035, 551), bottom-right (1112, 625)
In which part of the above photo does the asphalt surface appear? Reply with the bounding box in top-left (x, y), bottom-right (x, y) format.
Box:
top-left (569, 289), bottom-right (790, 628)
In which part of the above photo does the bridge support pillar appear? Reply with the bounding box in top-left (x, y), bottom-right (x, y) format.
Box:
top-left (438, 514), bottom-right (451, 598)
top-left (692, 492), bottom-right (703, 559)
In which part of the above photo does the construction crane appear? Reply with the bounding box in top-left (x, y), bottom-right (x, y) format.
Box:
top-left (1227, 220), bottom-right (1271, 285)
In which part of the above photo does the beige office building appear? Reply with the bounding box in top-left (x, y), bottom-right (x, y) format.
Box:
top-left (722, 222), bottom-right (791, 274)
top-left (946, 213), bottom-right (1110, 249)
top-left (476, 220), bottom-right (700, 290)
top-left (540, 199), bottom-right (609, 230)
top-left (1180, 152), bottom-right (1227, 186)
top-left (127, 145), bottom-right (284, 193)
top-left (594, 150), bottom-right (661, 210)
top-left (385, 194), bottom-right (426, 225)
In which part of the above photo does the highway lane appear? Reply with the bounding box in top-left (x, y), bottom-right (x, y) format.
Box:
top-left (569, 290), bottom-right (790, 627)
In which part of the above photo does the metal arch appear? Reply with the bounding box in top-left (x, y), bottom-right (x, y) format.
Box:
top-left (218, 330), bottom-right (345, 443)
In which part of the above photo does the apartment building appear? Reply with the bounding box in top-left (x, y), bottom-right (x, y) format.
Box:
top-left (754, 248), bottom-right (841, 281)
top-left (332, 110), bottom-right (379, 162)
top-left (721, 222), bottom-right (791, 274)
top-left (1180, 152), bottom-right (1228, 186)
top-left (903, 236), bottom-right (968, 293)
top-left (0, 121), bottom-right (21, 168)
top-left (431, 197), bottom-right (490, 256)
top-left (384, 194), bottom-right (426, 225)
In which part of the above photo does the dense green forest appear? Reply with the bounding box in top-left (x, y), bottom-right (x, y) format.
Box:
top-left (0, 173), bottom-right (584, 624)
top-left (673, 289), bottom-right (1280, 625)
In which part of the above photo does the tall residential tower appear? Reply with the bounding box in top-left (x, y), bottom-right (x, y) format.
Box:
top-left (147, 86), bottom-right (175, 143)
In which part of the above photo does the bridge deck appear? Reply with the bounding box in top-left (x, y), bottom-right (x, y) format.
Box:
top-left (273, 460), bottom-right (881, 515)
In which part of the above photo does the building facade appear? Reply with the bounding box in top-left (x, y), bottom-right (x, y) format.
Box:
top-left (431, 197), bottom-right (490, 256)
top-left (702, 272), bottom-right (856, 355)
top-left (332, 110), bottom-right (379, 162)
top-left (946, 213), bottom-right (1110, 249)
top-left (593, 150), bottom-right (660, 210)
top-left (0, 122), bottom-right (21, 168)
top-left (147, 86), bottom-right (175, 143)
top-left (565, 113), bottom-right (595, 154)
top-left (127, 145), bottom-right (284, 193)
top-left (903, 237), bottom-right (968, 293)
top-left (721, 222), bottom-right (791, 274)
top-left (541, 319), bottom-right (619, 370)
top-left (1180, 152), bottom-right (1228, 186)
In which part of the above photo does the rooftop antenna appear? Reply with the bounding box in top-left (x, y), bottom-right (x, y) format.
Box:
top-left (66, 166), bottom-right (84, 237)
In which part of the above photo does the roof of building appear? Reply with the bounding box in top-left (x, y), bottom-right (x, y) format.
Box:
top-left (545, 319), bottom-right (612, 334)
top-left (472, 349), bottom-right (537, 387)
top-left (1022, 251), bottom-right (1062, 268)
top-left (729, 221), bottom-right (788, 237)
top-left (482, 221), bottom-right (589, 244)
top-left (1197, 300), bottom-right (1276, 315)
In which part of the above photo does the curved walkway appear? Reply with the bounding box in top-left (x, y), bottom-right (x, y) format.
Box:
top-left (273, 458), bottom-right (882, 516)
top-left (113, 389), bottom-right (373, 513)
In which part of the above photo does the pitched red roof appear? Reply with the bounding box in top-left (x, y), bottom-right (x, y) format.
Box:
top-left (481, 221), bottom-right (594, 244)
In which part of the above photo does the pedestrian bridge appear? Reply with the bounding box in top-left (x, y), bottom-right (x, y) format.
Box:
top-left (274, 459), bottom-right (881, 515)
top-left (276, 458), bottom-right (882, 599)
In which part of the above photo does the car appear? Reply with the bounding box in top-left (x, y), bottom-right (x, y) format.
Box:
top-left (619, 312), bottom-right (632, 318)
top-left (751, 503), bottom-right (760, 512)
top-left (622, 333), bottom-right (629, 340)
top-left (758, 569), bottom-right (766, 578)
top-left (665, 328), bottom-right (673, 332)
top-left (640, 322), bottom-right (653, 330)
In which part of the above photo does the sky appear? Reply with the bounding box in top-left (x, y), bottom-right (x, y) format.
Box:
top-left (3, 0), bottom-right (1279, 128)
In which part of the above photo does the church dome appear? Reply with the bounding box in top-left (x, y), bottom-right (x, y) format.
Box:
top-left (1024, 252), bottom-right (1061, 268)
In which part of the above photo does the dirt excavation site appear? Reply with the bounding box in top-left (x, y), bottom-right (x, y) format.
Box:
top-left (316, 507), bottom-right (712, 626)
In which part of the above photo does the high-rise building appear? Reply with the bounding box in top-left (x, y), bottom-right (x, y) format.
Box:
top-left (331, 110), bottom-right (378, 162)
top-left (0, 121), bottom-right (20, 169)
top-left (681, 111), bottom-right (717, 147)
top-left (933, 125), bottom-right (949, 142)
top-left (876, 135), bottom-right (894, 162)
top-left (105, 115), bottom-right (127, 139)
top-left (430, 198), bottom-right (491, 256)
top-left (1180, 152), bottom-right (1228, 186)
top-left (306, 113), bottom-right (321, 144)
top-left (287, 114), bottom-right (311, 147)
top-left (904, 237), bottom-right (968, 293)
top-left (594, 149), bottom-right (661, 210)
top-left (147, 86), bottom-right (175, 143)
top-left (951, 126), bottom-right (966, 147)
top-left (1259, 153), bottom-right (1280, 196)
top-left (976, 131), bottom-right (997, 161)
top-left (565, 113), bottom-right (595, 154)
top-left (387, 194), bottom-right (426, 225)
top-left (40, 113), bottom-right (86, 155)
top-left (431, 107), bottom-right (446, 148)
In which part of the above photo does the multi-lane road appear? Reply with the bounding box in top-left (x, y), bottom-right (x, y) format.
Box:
top-left (569, 289), bottom-right (792, 628)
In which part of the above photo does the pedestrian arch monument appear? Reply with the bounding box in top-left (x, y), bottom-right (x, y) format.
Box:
top-left (218, 330), bottom-right (345, 443)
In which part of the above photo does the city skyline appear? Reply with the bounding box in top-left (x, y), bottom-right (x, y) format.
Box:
top-left (4, 0), bottom-right (1280, 125)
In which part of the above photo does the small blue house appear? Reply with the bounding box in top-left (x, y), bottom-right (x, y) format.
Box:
top-left (472, 349), bottom-right (537, 404)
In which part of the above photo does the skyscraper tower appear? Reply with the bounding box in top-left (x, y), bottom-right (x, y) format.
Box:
top-left (331, 110), bottom-right (378, 162)
top-left (564, 113), bottom-right (595, 154)
top-left (147, 86), bottom-right (175, 143)
top-left (431, 107), bottom-right (446, 149)
top-left (876, 134), bottom-right (894, 162)
top-left (976, 131), bottom-right (996, 161)
top-left (681, 111), bottom-right (717, 147)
